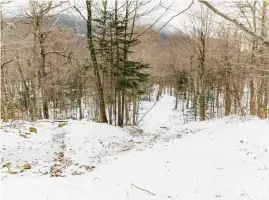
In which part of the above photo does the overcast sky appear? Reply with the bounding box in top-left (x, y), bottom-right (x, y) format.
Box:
top-left (3, 0), bottom-right (198, 30)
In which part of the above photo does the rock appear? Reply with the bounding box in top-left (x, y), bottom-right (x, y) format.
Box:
top-left (8, 169), bottom-right (18, 174)
top-left (50, 167), bottom-right (62, 174)
top-left (29, 127), bottom-right (37, 133)
top-left (80, 165), bottom-right (90, 170)
top-left (24, 163), bottom-right (31, 170)
top-left (160, 126), bottom-right (168, 130)
top-left (72, 172), bottom-right (84, 176)
top-left (55, 168), bottom-right (62, 173)
top-left (59, 157), bottom-right (64, 162)
top-left (79, 165), bottom-right (95, 171)
top-left (51, 170), bottom-right (64, 177)
top-left (19, 134), bottom-right (28, 138)
top-left (2, 162), bottom-right (11, 168)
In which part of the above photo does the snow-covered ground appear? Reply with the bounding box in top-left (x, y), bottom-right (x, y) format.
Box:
top-left (1, 95), bottom-right (269, 200)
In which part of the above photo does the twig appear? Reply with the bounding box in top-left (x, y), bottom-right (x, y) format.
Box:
top-left (126, 189), bottom-right (130, 200)
top-left (72, 5), bottom-right (87, 22)
top-left (1, 59), bottom-right (13, 68)
top-left (131, 183), bottom-right (156, 196)
top-left (243, 191), bottom-right (254, 200)
top-left (263, 162), bottom-right (267, 170)
top-left (134, 1), bottom-right (174, 39)
top-left (159, 0), bottom-right (194, 31)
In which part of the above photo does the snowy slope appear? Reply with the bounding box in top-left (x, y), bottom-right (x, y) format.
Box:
top-left (1, 117), bottom-right (269, 200)
top-left (1, 95), bottom-right (269, 200)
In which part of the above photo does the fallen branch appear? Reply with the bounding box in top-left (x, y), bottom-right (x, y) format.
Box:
top-left (131, 183), bottom-right (156, 196)
top-left (136, 95), bottom-right (164, 125)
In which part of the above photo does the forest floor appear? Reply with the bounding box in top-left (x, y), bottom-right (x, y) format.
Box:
top-left (1, 95), bottom-right (269, 200)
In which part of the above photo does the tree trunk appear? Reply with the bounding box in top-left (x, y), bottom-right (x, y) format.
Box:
top-left (250, 79), bottom-right (256, 115)
top-left (86, 0), bottom-right (107, 123)
top-left (132, 98), bottom-right (137, 125)
top-left (117, 92), bottom-right (122, 126)
top-left (199, 84), bottom-right (206, 121)
top-left (225, 82), bottom-right (231, 116)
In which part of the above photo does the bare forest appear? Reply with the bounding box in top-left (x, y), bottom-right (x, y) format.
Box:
top-left (1, 0), bottom-right (269, 126)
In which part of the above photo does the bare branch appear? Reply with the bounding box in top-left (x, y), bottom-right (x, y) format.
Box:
top-left (72, 5), bottom-right (87, 22)
top-left (134, 0), bottom-right (174, 39)
top-left (198, 0), bottom-right (269, 46)
top-left (159, 0), bottom-right (194, 31)
top-left (1, 59), bottom-right (12, 68)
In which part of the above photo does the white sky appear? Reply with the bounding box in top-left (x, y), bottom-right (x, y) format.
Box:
top-left (3, 0), bottom-right (198, 30)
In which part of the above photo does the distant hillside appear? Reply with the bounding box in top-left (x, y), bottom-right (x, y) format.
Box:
top-left (6, 13), bottom-right (183, 39)
top-left (49, 14), bottom-right (87, 36)
top-left (52, 14), bottom-right (185, 39)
